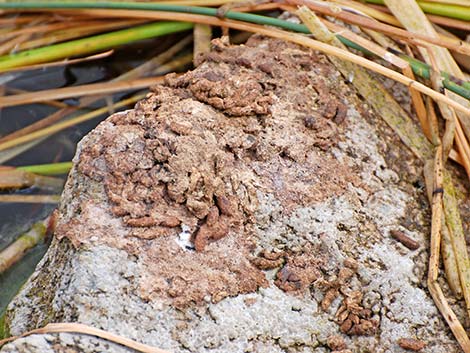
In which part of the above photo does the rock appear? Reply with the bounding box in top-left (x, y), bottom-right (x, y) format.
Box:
top-left (1, 36), bottom-right (463, 352)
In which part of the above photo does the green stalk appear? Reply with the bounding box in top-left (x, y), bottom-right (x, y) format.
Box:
top-left (0, 21), bottom-right (193, 70)
top-left (0, 1), bottom-right (469, 99)
top-left (17, 161), bottom-right (72, 175)
top-left (364, 0), bottom-right (470, 21)
top-left (418, 1), bottom-right (470, 21)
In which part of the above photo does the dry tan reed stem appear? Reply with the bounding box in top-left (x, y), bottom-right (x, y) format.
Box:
top-left (0, 323), bottom-right (170, 353)
top-left (0, 76), bottom-right (164, 108)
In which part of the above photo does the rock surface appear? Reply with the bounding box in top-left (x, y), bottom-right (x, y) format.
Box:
top-left (1, 36), bottom-right (465, 352)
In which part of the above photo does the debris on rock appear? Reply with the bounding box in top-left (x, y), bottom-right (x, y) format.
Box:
top-left (398, 337), bottom-right (427, 351)
top-left (390, 229), bottom-right (420, 250)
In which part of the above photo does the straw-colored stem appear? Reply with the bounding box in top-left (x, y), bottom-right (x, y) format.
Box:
top-left (0, 76), bottom-right (164, 107)
top-left (0, 14), bottom-right (48, 26)
top-left (0, 322), bottom-right (171, 353)
top-left (424, 159), bottom-right (462, 298)
top-left (455, 119), bottom-right (470, 179)
top-left (0, 33), bottom-right (31, 56)
top-left (0, 107), bottom-right (78, 144)
top-left (7, 50), bottom-right (114, 74)
top-left (193, 23), bottom-right (211, 65)
top-left (0, 194), bottom-right (60, 203)
top-left (0, 93), bottom-right (146, 152)
top-left (1, 20), bottom-right (100, 40)
top-left (0, 169), bottom-right (63, 190)
top-left (0, 219), bottom-right (48, 273)
top-left (5, 87), bottom-right (70, 108)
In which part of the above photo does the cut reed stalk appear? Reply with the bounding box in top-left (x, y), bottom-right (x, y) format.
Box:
top-left (0, 322), bottom-right (171, 353)
top-left (0, 217), bottom-right (50, 273)
top-left (0, 93), bottom-right (146, 152)
top-left (0, 195), bottom-right (60, 203)
top-left (0, 169), bottom-right (63, 190)
top-left (0, 76), bottom-right (164, 107)
top-left (5, 50), bottom-right (114, 74)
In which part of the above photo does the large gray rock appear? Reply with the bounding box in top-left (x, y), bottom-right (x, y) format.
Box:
top-left (1, 37), bottom-right (464, 352)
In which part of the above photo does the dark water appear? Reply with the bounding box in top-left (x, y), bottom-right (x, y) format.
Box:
top-left (0, 34), bottom-right (192, 318)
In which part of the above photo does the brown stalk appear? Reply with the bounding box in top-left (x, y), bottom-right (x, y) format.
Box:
top-left (403, 65), bottom-right (431, 141)
top-left (194, 23), bottom-right (212, 65)
top-left (0, 33), bottom-right (31, 56)
top-left (0, 169), bottom-right (64, 191)
top-left (424, 160), bottom-right (462, 298)
top-left (5, 50), bottom-right (114, 74)
top-left (426, 46), bottom-right (457, 160)
top-left (1, 20), bottom-right (108, 40)
top-left (16, 19), bottom-right (146, 51)
top-left (286, 0), bottom-right (470, 55)
top-left (0, 107), bottom-right (77, 144)
top-left (428, 146), bottom-right (443, 283)
top-left (5, 87), bottom-right (70, 109)
top-left (0, 76), bottom-right (164, 108)
top-left (0, 15), bottom-right (49, 26)
top-left (425, 96), bottom-right (442, 146)
top-left (0, 195), bottom-right (60, 203)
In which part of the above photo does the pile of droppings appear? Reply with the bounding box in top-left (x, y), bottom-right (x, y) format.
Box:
top-left (58, 37), bottom-right (359, 308)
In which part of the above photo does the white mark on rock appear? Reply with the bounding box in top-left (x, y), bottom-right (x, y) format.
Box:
top-left (175, 224), bottom-right (194, 251)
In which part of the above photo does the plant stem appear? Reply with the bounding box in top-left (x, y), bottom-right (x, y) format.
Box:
top-left (0, 1), bottom-right (468, 100)
top-left (17, 162), bottom-right (73, 175)
top-left (0, 21), bottom-right (193, 70)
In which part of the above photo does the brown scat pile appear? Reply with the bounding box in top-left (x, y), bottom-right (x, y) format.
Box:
top-left (69, 36), bottom-right (359, 307)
